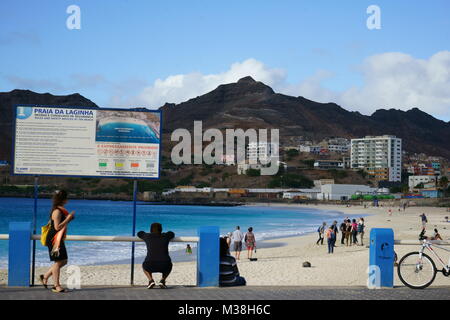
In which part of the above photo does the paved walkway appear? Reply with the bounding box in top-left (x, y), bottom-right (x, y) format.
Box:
top-left (1, 285), bottom-right (449, 300)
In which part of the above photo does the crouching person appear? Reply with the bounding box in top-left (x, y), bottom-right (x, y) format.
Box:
top-left (137, 222), bottom-right (174, 289)
top-left (219, 237), bottom-right (246, 287)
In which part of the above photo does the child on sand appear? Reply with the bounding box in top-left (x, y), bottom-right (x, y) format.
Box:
top-left (185, 244), bottom-right (192, 255)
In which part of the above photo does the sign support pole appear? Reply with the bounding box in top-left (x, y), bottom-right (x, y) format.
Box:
top-left (31, 176), bottom-right (38, 286)
top-left (130, 179), bottom-right (138, 286)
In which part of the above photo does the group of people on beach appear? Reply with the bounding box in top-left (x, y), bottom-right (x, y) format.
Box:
top-left (224, 226), bottom-right (257, 261)
top-left (316, 217), bottom-right (365, 254)
top-left (38, 190), bottom-right (247, 292)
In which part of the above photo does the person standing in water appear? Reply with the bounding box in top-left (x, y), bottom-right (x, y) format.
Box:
top-left (39, 190), bottom-right (75, 293)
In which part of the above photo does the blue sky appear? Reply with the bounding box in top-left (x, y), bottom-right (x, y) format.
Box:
top-left (1, 0), bottom-right (449, 120)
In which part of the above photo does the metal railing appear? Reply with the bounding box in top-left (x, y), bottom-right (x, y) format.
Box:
top-left (0, 234), bottom-right (198, 242)
top-left (394, 240), bottom-right (449, 245)
top-left (0, 234), bottom-right (446, 245)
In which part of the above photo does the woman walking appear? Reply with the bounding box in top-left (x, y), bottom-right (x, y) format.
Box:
top-left (39, 190), bottom-right (75, 293)
top-left (245, 227), bottom-right (256, 260)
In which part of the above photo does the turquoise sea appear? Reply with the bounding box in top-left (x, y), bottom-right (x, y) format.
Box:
top-left (0, 197), bottom-right (361, 268)
top-left (96, 122), bottom-right (159, 144)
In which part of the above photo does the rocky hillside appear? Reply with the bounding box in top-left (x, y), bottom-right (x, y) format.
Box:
top-left (160, 76), bottom-right (450, 159)
top-left (1, 78), bottom-right (450, 161)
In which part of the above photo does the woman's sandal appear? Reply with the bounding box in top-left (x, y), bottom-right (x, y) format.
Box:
top-left (39, 275), bottom-right (48, 289)
top-left (51, 286), bottom-right (66, 293)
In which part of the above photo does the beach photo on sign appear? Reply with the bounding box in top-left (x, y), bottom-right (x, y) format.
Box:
top-left (95, 110), bottom-right (160, 144)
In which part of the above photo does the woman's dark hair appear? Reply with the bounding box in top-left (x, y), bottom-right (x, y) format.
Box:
top-left (352, 219), bottom-right (356, 223)
top-left (220, 237), bottom-right (229, 257)
top-left (248, 227), bottom-right (253, 232)
top-left (150, 222), bottom-right (162, 234)
top-left (51, 190), bottom-right (68, 213)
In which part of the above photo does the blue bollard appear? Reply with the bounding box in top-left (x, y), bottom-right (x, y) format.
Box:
top-left (8, 222), bottom-right (32, 287)
top-left (197, 226), bottom-right (220, 287)
top-left (369, 228), bottom-right (394, 288)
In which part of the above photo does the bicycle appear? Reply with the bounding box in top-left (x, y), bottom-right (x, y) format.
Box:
top-left (397, 239), bottom-right (450, 289)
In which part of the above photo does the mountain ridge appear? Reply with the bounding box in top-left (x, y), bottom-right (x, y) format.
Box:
top-left (1, 78), bottom-right (449, 161)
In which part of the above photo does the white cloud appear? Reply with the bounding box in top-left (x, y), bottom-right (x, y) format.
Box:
top-left (338, 51), bottom-right (450, 118)
top-left (131, 52), bottom-right (450, 120)
top-left (280, 69), bottom-right (337, 103)
top-left (132, 59), bottom-right (286, 107)
top-left (6, 52), bottom-right (449, 120)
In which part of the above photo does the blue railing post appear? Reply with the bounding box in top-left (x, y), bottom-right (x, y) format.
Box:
top-left (8, 222), bottom-right (32, 287)
top-left (368, 228), bottom-right (394, 288)
top-left (197, 226), bottom-right (220, 287)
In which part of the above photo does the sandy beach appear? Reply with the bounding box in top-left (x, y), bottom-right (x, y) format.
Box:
top-left (1, 204), bottom-right (449, 287)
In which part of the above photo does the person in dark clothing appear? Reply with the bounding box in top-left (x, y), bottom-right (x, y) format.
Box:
top-left (331, 221), bottom-right (339, 247)
top-left (219, 237), bottom-right (246, 287)
top-left (137, 222), bottom-right (174, 289)
top-left (339, 220), bottom-right (346, 245)
top-left (351, 219), bottom-right (358, 245)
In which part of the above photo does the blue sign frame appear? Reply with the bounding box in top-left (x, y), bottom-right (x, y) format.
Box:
top-left (11, 104), bottom-right (162, 180)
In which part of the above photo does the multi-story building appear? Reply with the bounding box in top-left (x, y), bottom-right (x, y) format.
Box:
top-left (431, 162), bottom-right (441, 175)
top-left (247, 142), bottom-right (279, 164)
top-left (351, 135), bottom-right (402, 182)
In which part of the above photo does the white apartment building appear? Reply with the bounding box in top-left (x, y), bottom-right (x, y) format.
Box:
top-left (247, 142), bottom-right (279, 164)
top-left (351, 135), bottom-right (402, 182)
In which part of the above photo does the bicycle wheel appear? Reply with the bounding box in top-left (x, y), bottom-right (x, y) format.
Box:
top-left (397, 251), bottom-right (437, 289)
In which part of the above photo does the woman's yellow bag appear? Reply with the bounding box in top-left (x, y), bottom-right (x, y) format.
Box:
top-left (40, 221), bottom-right (51, 246)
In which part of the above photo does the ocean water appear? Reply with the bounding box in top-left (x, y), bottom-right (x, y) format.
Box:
top-left (0, 198), bottom-right (360, 268)
top-left (96, 122), bottom-right (159, 144)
